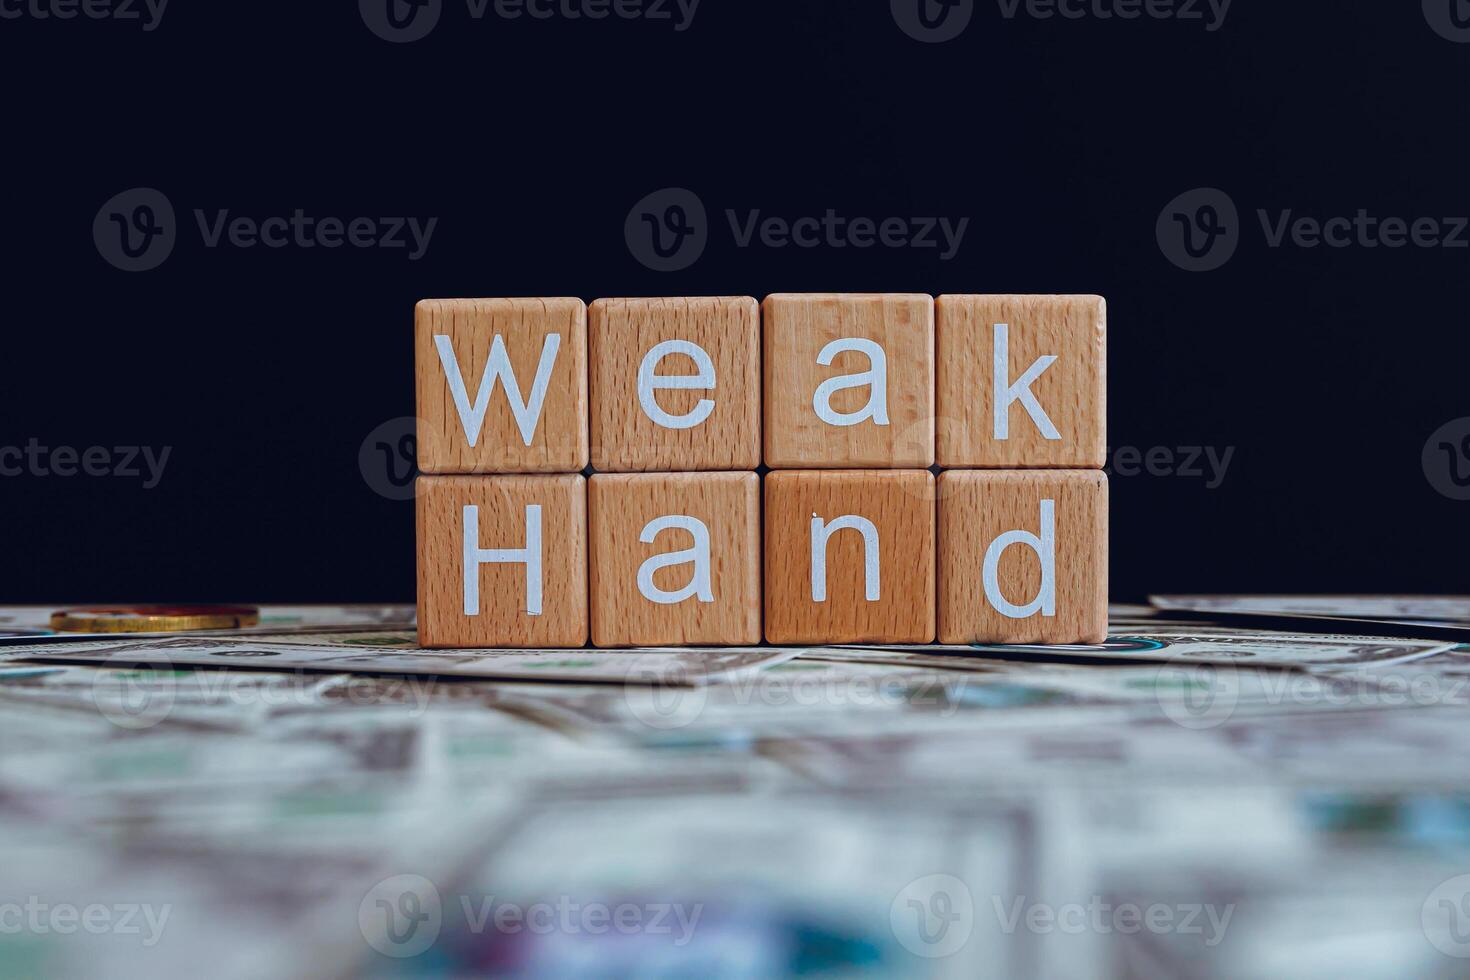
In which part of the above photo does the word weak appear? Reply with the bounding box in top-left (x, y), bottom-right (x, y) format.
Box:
top-left (414, 295), bottom-right (1108, 648)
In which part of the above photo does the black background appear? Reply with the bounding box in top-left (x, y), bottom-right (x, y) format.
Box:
top-left (2, 0), bottom-right (1467, 603)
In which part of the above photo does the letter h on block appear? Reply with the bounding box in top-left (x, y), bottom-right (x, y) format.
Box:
top-left (415, 299), bottom-right (590, 648)
top-left (935, 295), bottom-right (1108, 644)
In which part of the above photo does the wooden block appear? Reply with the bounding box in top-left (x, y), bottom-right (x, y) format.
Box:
top-left (764, 470), bottom-right (936, 644)
top-left (935, 295), bottom-right (1106, 468)
top-left (937, 470), bottom-right (1107, 645)
top-left (763, 293), bottom-right (935, 469)
top-left (588, 472), bottom-right (761, 647)
top-left (415, 298), bottom-right (589, 474)
top-left (588, 297), bottom-right (760, 472)
top-left (416, 474), bottom-right (588, 648)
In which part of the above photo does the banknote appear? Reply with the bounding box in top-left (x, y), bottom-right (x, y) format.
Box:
top-left (3, 635), bottom-right (802, 685)
top-left (0, 604), bottom-right (417, 645)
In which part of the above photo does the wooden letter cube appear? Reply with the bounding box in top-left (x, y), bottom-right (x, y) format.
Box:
top-left (935, 295), bottom-right (1105, 468)
top-left (588, 472), bottom-right (761, 647)
top-left (589, 297), bottom-right (760, 472)
top-left (764, 470), bottom-right (936, 644)
top-left (937, 470), bottom-right (1107, 645)
top-left (763, 293), bottom-right (935, 469)
top-left (416, 298), bottom-right (589, 474)
top-left (416, 474), bottom-right (588, 648)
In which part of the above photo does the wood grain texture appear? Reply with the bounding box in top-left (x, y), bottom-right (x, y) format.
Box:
top-left (764, 470), bottom-right (936, 644)
top-left (763, 294), bottom-right (935, 469)
top-left (589, 297), bottom-right (760, 472)
top-left (588, 472), bottom-right (761, 647)
top-left (417, 474), bottom-right (588, 648)
top-left (937, 470), bottom-right (1107, 645)
top-left (416, 298), bottom-right (588, 474)
top-left (935, 295), bottom-right (1106, 468)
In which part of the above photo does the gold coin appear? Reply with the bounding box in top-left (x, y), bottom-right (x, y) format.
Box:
top-left (49, 605), bottom-right (261, 634)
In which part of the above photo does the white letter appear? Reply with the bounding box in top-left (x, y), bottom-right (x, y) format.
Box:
top-left (812, 338), bottom-right (889, 427)
top-left (637, 340), bottom-right (716, 430)
top-left (810, 515), bottom-right (880, 602)
top-left (993, 323), bottom-right (1060, 440)
top-left (637, 516), bottom-right (714, 605)
top-left (435, 333), bottom-right (561, 448)
top-left (982, 499), bottom-right (1055, 619)
top-left (463, 504), bottom-right (543, 616)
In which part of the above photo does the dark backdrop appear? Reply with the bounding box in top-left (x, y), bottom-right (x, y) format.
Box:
top-left (2, 0), bottom-right (1467, 603)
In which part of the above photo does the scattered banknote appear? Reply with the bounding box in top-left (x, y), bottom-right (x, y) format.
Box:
top-left (0, 604), bottom-right (417, 645)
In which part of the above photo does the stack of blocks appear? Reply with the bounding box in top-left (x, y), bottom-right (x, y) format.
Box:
top-left (415, 294), bottom-right (1107, 649)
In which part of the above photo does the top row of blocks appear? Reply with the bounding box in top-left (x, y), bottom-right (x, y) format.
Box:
top-left (415, 294), bottom-right (1106, 473)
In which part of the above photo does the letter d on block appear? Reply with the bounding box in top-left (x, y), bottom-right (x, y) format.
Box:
top-left (982, 499), bottom-right (1056, 619)
top-left (463, 504), bottom-right (543, 616)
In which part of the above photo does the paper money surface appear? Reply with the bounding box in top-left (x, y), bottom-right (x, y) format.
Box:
top-left (0, 603), bottom-right (1465, 979)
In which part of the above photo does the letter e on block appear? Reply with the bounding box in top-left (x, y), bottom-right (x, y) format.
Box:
top-left (416, 298), bottom-right (589, 473)
top-left (937, 470), bottom-right (1107, 644)
top-left (417, 475), bottom-right (588, 648)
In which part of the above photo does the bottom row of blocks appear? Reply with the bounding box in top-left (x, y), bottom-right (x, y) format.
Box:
top-left (416, 471), bottom-right (1108, 648)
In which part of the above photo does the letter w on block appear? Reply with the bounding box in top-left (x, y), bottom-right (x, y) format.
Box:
top-left (462, 504), bottom-right (543, 616)
top-left (435, 334), bottom-right (561, 447)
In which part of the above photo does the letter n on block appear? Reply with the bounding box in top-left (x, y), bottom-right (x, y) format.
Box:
top-left (764, 470), bottom-right (936, 644)
top-left (416, 475), bottom-right (588, 648)
top-left (937, 471), bottom-right (1107, 645)
top-left (415, 298), bottom-right (589, 473)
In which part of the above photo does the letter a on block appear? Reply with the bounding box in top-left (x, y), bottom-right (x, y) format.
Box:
top-left (416, 475), bottom-right (588, 648)
top-left (415, 298), bottom-right (588, 473)
top-left (813, 339), bottom-right (890, 428)
top-left (637, 515), bottom-right (715, 605)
